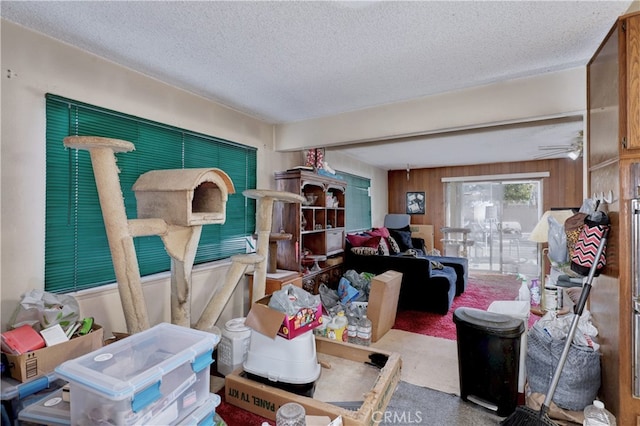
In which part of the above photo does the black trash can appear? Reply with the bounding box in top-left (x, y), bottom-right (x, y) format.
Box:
top-left (453, 307), bottom-right (524, 417)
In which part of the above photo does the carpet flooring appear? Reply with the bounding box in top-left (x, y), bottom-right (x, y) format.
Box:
top-left (394, 271), bottom-right (536, 339)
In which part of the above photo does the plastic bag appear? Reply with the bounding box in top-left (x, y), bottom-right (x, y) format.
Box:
top-left (547, 215), bottom-right (568, 265)
top-left (342, 270), bottom-right (373, 301)
top-left (9, 289), bottom-right (80, 331)
top-left (268, 284), bottom-right (321, 317)
top-left (337, 277), bottom-right (360, 304)
top-left (534, 310), bottom-right (599, 351)
top-left (318, 283), bottom-right (340, 310)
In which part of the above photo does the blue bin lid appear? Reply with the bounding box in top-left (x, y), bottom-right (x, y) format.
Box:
top-left (453, 307), bottom-right (524, 337)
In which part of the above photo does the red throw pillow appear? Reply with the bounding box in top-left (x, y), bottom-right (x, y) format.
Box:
top-left (368, 227), bottom-right (391, 238)
top-left (346, 234), bottom-right (381, 248)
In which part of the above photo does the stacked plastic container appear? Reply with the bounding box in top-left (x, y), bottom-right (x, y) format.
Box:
top-left (55, 323), bottom-right (220, 425)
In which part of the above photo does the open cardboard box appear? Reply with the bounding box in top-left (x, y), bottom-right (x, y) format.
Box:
top-left (4, 324), bottom-right (103, 382)
top-left (245, 294), bottom-right (322, 340)
top-left (225, 337), bottom-right (402, 426)
top-left (367, 270), bottom-right (402, 343)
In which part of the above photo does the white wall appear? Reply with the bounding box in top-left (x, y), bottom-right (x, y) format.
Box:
top-left (275, 67), bottom-right (587, 151)
top-left (0, 21), bottom-right (384, 335)
top-left (0, 20), bottom-right (281, 335)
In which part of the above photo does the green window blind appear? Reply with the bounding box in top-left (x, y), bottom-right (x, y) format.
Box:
top-left (45, 94), bottom-right (257, 293)
top-left (337, 171), bottom-right (371, 232)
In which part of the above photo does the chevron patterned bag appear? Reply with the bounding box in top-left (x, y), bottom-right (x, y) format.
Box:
top-left (570, 211), bottom-right (610, 276)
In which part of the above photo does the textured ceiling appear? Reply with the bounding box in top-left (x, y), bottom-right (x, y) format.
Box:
top-left (1, 1), bottom-right (634, 169)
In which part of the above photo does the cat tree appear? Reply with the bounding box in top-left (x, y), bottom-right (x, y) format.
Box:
top-left (63, 136), bottom-right (302, 334)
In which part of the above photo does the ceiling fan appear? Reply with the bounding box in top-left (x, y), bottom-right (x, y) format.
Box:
top-left (535, 130), bottom-right (584, 160)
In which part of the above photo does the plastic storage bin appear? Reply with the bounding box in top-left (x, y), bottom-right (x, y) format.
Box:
top-left (18, 390), bottom-right (222, 426)
top-left (55, 323), bottom-right (218, 426)
top-left (487, 300), bottom-right (530, 393)
top-left (176, 393), bottom-right (221, 426)
top-left (17, 388), bottom-right (69, 426)
top-left (1, 372), bottom-right (65, 425)
top-left (453, 307), bottom-right (524, 417)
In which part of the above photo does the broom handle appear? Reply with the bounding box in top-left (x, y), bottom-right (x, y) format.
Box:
top-left (542, 229), bottom-right (609, 410)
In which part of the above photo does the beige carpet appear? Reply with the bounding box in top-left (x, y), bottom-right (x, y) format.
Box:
top-left (372, 329), bottom-right (461, 395)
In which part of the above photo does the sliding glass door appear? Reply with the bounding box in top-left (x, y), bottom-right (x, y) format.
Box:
top-left (445, 179), bottom-right (541, 275)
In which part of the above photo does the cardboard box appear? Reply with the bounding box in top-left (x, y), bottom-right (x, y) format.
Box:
top-left (410, 224), bottom-right (434, 252)
top-left (245, 294), bottom-right (322, 340)
top-left (368, 270), bottom-right (403, 342)
top-left (4, 324), bottom-right (103, 382)
top-left (225, 337), bottom-right (401, 426)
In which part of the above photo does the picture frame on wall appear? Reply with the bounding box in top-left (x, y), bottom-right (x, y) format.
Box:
top-left (406, 191), bottom-right (425, 215)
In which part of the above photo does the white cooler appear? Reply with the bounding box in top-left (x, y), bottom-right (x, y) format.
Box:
top-left (487, 300), bottom-right (530, 393)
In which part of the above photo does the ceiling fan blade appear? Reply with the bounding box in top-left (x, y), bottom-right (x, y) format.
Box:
top-left (534, 150), bottom-right (566, 159)
top-left (538, 145), bottom-right (571, 150)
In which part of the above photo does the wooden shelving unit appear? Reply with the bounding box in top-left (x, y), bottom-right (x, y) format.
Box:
top-left (272, 170), bottom-right (346, 293)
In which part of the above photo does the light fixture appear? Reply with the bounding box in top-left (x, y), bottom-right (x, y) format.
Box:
top-left (536, 130), bottom-right (584, 160)
top-left (567, 132), bottom-right (584, 160)
top-left (567, 146), bottom-right (582, 160)
top-left (406, 164), bottom-right (410, 181)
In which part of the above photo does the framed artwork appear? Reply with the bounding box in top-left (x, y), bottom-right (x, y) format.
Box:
top-left (406, 191), bottom-right (425, 215)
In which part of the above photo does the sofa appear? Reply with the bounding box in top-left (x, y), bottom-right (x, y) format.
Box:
top-left (344, 224), bottom-right (469, 315)
top-left (344, 244), bottom-right (460, 314)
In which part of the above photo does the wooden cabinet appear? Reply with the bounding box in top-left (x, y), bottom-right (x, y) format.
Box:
top-left (247, 270), bottom-right (302, 301)
top-left (272, 170), bottom-right (346, 292)
top-left (587, 11), bottom-right (640, 425)
top-left (622, 14), bottom-right (640, 152)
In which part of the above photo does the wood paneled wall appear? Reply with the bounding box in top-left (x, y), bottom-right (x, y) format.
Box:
top-left (387, 158), bottom-right (584, 252)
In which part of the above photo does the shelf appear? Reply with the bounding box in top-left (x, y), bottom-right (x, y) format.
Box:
top-left (273, 170), bottom-right (346, 285)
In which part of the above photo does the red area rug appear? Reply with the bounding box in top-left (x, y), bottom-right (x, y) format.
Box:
top-left (214, 272), bottom-right (535, 423)
top-left (393, 271), bottom-right (537, 339)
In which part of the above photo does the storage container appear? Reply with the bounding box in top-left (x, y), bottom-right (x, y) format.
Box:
top-left (176, 393), bottom-right (221, 426)
top-left (55, 323), bottom-right (218, 426)
top-left (6, 374), bottom-right (66, 426)
top-left (453, 307), bottom-right (524, 417)
top-left (217, 317), bottom-right (251, 376)
top-left (16, 388), bottom-right (69, 426)
top-left (243, 329), bottom-right (320, 386)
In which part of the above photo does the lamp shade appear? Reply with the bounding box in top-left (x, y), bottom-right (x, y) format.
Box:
top-left (529, 210), bottom-right (575, 242)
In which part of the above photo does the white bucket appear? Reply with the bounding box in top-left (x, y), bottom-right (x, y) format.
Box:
top-left (217, 317), bottom-right (251, 376)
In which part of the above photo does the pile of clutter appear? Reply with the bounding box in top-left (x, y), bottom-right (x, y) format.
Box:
top-left (314, 270), bottom-right (376, 346)
top-left (527, 308), bottom-right (601, 414)
top-left (1, 290), bottom-right (103, 383)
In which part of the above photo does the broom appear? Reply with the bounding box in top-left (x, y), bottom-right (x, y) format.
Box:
top-left (500, 228), bottom-right (609, 426)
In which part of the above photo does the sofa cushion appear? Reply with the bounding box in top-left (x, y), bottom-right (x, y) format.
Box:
top-left (368, 227), bottom-right (397, 255)
top-left (350, 246), bottom-right (378, 256)
top-left (369, 227), bottom-right (391, 238)
top-left (389, 226), bottom-right (414, 251)
top-left (387, 236), bottom-right (401, 254)
top-left (377, 239), bottom-right (390, 255)
top-left (347, 234), bottom-right (381, 248)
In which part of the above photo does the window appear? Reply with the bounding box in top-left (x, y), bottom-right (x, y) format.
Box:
top-left (443, 174), bottom-right (543, 275)
top-left (45, 94), bottom-right (257, 293)
top-left (338, 171), bottom-right (371, 232)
